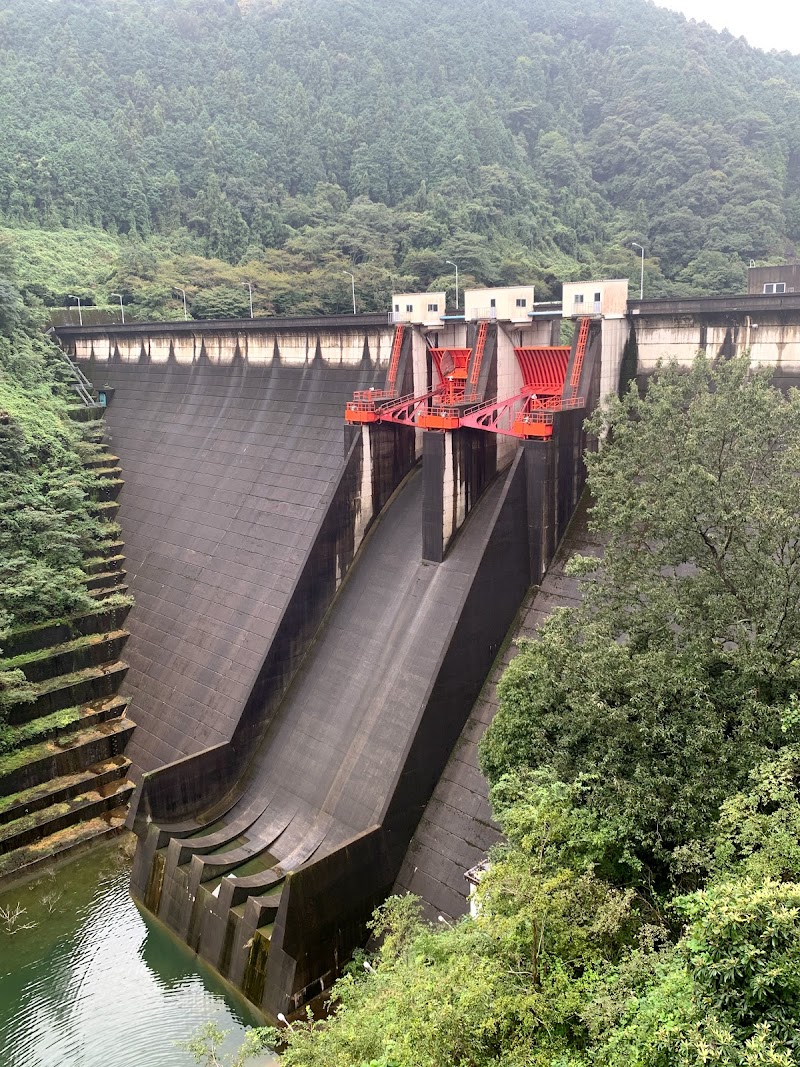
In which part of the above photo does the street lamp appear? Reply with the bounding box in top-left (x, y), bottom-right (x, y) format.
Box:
top-left (445, 260), bottom-right (459, 311)
top-left (110, 292), bottom-right (125, 325)
top-left (68, 294), bottom-right (83, 327)
top-left (630, 242), bottom-right (645, 300)
top-left (173, 287), bottom-right (189, 321)
top-left (342, 271), bottom-right (356, 315)
top-left (242, 281), bottom-right (254, 319)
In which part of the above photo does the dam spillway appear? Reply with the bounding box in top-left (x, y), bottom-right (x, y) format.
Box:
top-left (61, 308), bottom-right (607, 1018)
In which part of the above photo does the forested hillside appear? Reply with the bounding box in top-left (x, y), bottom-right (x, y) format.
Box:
top-left (1, 0), bottom-right (800, 318)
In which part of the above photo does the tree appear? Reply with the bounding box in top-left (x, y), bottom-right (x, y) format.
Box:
top-left (599, 878), bottom-right (800, 1066)
top-left (581, 354), bottom-right (800, 668)
top-left (189, 285), bottom-right (250, 320)
top-left (481, 355), bottom-right (800, 890)
top-left (179, 1021), bottom-right (272, 1067)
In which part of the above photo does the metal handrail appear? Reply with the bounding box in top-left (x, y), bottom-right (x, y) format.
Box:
top-left (71, 381), bottom-right (95, 406)
top-left (55, 349), bottom-right (98, 407)
top-left (57, 348), bottom-right (94, 390)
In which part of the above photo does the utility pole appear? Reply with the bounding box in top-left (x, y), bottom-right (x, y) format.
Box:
top-left (445, 260), bottom-right (459, 311)
top-left (242, 281), bottom-right (254, 319)
top-left (174, 287), bottom-right (189, 321)
top-left (110, 292), bottom-right (125, 325)
top-left (630, 242), bottom-right (645, 300)
top-left (68, 295), bottom-right (83, 326)
top-left (343, 271), bottom-right (356, 315)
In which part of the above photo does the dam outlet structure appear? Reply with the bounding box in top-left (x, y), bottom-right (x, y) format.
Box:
top-left (58, 296), bottom-right (622, 1019)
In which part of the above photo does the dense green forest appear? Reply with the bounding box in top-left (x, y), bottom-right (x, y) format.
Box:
top-left (1, 0), bottom-right (800, 319)
top-left (0, 246), bottom-right (125, 737)
top-left (250, 357), bottom-right (800, 1067)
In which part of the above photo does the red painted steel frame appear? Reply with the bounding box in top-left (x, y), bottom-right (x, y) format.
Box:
top-left (467, 320), bottom-right (489, 396)
top-left (514, 346), bottom-right (570, 392)
top-left (570, 317), bottom-right (590, 396)
top-left (377, 389), bottom-right (443, 426)
top-left (345, 324), bottom-right (406, 423)
top-left (452, 321), bottom-right (590, 438)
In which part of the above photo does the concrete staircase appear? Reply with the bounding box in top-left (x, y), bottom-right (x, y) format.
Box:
top-left (0, 600), bottom-right (135, 884)
top-left (0, 408), bottom-right (136, 886)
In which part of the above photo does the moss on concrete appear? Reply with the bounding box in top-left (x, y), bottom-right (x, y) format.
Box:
top-left (0, 706), bottom-right (82, 762)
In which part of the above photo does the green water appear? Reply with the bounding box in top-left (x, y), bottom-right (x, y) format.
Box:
top-left (0, 838), bottom-right (277, 1067)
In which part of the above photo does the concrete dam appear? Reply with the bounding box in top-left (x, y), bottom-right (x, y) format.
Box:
top-left (59, 295), bottom-right (621, 1018)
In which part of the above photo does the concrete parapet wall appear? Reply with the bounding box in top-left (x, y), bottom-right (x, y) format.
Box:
top-left (632, 310), bottom-right (800, 383)
top-left (69, 326), bottom-right (394, 367)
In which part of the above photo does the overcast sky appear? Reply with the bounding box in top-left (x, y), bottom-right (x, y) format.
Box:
top-left (656, 0), bottom-right (800, 54)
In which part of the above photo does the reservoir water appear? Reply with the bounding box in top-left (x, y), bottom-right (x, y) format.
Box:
top-left (0, 837), bottom-right (276, 1067)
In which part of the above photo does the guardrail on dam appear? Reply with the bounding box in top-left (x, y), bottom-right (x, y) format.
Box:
top-left (58, 312), bottom-right (606, 1018)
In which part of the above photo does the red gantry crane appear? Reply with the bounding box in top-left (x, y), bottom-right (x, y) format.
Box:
top-left (345, 324), bottom-right (476, 427)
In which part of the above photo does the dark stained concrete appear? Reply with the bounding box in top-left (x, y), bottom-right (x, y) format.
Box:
top-left (237, 471), bottom-right (495, 839)
top-left (81, 356), bottom-right (386, 774)
top-left (394, 493), bottom-right (604, 919)
top-left (138, 462), bottom-right (528, 1015)
top-left (81, 312), bottom-right (606, 1016)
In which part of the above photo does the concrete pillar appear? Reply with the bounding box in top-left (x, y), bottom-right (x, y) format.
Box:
top-left (523, 406), bottom-right (590, 585)
top-left (523, 438), bottom-right (557, 584)
top-left (599, 316), bottom-right (630, 401)
top-left (422, 429), bottom-right (498, 563)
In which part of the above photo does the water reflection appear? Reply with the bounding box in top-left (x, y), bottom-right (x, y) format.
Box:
top-left (0, 838), bottom-right (276, 1067)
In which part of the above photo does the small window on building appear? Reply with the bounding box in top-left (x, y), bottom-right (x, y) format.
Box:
top-left (394, 304), bottom-right (400, 312)
top-left (515, 298), bottom-right (527, 308)
top-left (574, 294), bottom-right (584, 304)
top-left (763, 283), bottom-right (786, 294)
top-left (427, 303), bottom-right (439, 312)
top-left (594, 292), bottom-right (601, 303)
top-left (406, 304), bottom-right (413, 313)
top-left (490, 298), bottom-right (496, 308)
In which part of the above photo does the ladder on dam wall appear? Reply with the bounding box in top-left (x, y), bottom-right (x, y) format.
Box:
top-left (387, 322), bottom-right (406, 394)
top-left (344, 324), bottom-right (407, 420)
top-left (467, 319), bottom-right (489, 397)
top-left (55, 348), bottom-right (105, 410)
top-left (570, 315), bottom-right (591, 396)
